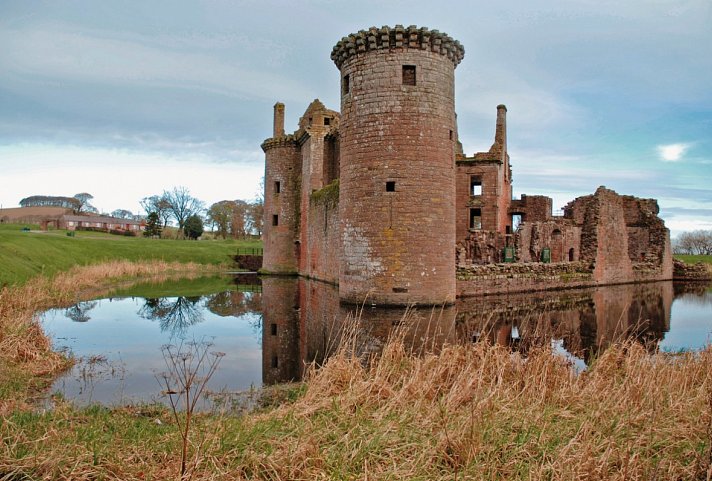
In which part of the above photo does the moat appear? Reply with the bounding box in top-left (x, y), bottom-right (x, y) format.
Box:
top-left (41, 275), bottom-right (712, 408)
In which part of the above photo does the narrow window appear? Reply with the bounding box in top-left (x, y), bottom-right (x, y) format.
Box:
top-left (512, 214), bottom-right (523, 231)
top-left (386, 181), bottom-right (396, 192)
top-left (324, 117), bottom-right (331, 126)
top-left (469, 208), bottom-right (482, 230)
top-left (470, 176), bottom-right (482, 196)
top-left (449, 130), bottom-right (453, 140)
top-left (402, 65), bottom-right (416, 86)
top-left (272, 214), bottom-right (279, 226)
top-left (270, 323), bottom-right (277, 336)
top-left (271, 356), bottom-right (279, 368)
top-left (274, 181), bottom-right (281, 194)
top-left (343, 74), bottom-right (350, 94)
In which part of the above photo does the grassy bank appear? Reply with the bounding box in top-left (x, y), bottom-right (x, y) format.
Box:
top-left (676, 254), bottom-right (712, 265)
top-left (1, 338), bottom-right (710, 479)
top-left (0, 223), bottom-right (260, 286)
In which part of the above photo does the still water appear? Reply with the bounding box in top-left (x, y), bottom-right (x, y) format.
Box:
top-left (41, 276), bottom-right (712, 407)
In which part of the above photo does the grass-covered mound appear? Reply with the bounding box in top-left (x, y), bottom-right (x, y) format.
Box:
top-left (0, 223), bottom-right (260, 285)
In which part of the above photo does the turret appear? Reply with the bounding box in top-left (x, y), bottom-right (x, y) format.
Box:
top-left (332, 25), bottom-right (464, 305)
top-left (261, 103), bottom-right (300, 274)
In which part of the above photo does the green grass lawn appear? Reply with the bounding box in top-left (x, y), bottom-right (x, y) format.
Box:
top-left (0, 223), bottom-right (261, 286)
top-left (675, 254), bottom-right (712, 265)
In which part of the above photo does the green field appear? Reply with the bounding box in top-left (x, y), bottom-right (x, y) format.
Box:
top-left (0, 223), bottom-right (261, 286)
top-left (675, 254), bottom-right (712, 265)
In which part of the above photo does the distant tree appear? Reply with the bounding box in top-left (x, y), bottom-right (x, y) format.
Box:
top-left (675, 230), bottom-right (712, 255)
top-left (73, 193), bottom-right (98, 213)
top-left (140, 195), bottom-right (172, 228)
top-left (183, 214), bottom-right (204, 240)
top-left (163, 187), bottom-right (205, 230)
top-left (207, 200), bottom-right (249, 239)
top-left (246, 200), bottom-right (263, 236)
top-left (143, 212), bottom-right (162, 238)
top-left (111, 209), bottom-right (133, 219)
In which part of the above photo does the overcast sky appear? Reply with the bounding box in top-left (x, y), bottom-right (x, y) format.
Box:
top-left (1, 0), bottom-right (710, 236)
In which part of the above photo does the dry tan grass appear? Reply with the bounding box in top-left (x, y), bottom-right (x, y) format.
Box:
top-left (235, 330), bottom-right (712, 480)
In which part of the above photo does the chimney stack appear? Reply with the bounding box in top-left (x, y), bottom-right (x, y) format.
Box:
top-left (273, 102), bottom-right (285, 137)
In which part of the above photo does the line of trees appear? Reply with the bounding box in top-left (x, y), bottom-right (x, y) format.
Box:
top-left (18, 185), bottom-right (264, 241)
top-left (674, 230), bottom-right (712, 255)
top-left (19, 192), bottom-right (98, 213)
top-left (141, 186), bottom-right (263, 240)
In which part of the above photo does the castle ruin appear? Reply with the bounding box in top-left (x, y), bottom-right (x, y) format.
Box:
top-left (262, 25), bottom-right (672, 306)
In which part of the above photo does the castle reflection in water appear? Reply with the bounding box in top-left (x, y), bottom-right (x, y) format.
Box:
top-left (253, 275), bottom-right (708, 385)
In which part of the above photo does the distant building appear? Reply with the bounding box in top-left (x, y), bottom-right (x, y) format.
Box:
top-left (57, 215), bottom-right (144, 232)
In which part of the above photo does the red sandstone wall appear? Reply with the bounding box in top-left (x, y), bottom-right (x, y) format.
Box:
top-left (303, 196), bottom-right (340, 284)
top-left (455, 163), bottom-right (503, 239)
top-left (262, 140), bottom-right (301, 273)
top-left (338, 46), bottom-right (458, 305)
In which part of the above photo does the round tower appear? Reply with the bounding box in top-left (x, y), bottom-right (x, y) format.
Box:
top-left (332, 25), bottom-right (464, 305)
top-left (261, 102), bottom-right (301, 274)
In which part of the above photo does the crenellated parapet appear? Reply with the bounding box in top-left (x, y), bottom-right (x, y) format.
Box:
top-left (331, 25), bottom-right (465, 69)
top-left (261, 134), bottom-right (298, 153)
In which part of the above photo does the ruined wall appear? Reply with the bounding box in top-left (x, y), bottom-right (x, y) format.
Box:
top-left (515, 220), bottom-right (581, 263)
top-left (456, 262), bottom-right (594, 297)
top-left (510, 195), bottom-right (552, 223)
top-left (262, 136), bottom-right (301, 274)
top-left (457, 230), bottom-right (507, 265)
top-left (334, 26), bottom-right (463, 305)
top-left (564, 187), bottom-right (672, 283)
top-left (455, 105), bottom-right (512, 242)
top-left (303, 184), bottom-right (341, 284)
top-left (455, 162), bottom-right (503, 238)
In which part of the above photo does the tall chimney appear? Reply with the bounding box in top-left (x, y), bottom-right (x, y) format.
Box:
top-left (273, 102), bottom-right (285, 137)
top-left (495, 104), bottom-right (507, 152)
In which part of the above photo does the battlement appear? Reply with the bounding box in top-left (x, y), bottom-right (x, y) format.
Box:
top-left (331, 25), bottom-right (465, 69)
top-left (261, 134), bottom-right (298, 152)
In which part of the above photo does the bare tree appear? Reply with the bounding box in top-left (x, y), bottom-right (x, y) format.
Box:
top-left (140, 195), bottom-right (173, 228)
top-left (675, 230), bottom-right (712, 255)
top-left (163, 187), bottom-right (205, 230)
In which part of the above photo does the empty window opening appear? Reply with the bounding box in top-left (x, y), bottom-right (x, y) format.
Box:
top-left (569, 248), bottom-right (575, 262)
top-left (271, 356), bottom-right (279, 368)
top-left (386, 181), bottom-right (396, 192)
top-left (270, 323), bottom-right (277, 336)
top-left (469, 208), bottom-right (482, 230)
top-left (512, 214), bottom-right (523, 231)
top-left (324, 117), bottom-right (331, 126)
top-left (449, 130), bottom-right (453, 140)
top-left (272, 214), bottom-right (279, 226)
top-left (470, 176), bottom-right (482, 196)
top-left (402, 65), bottom-right (416, 85)
top-left (343, 74), bottom-right (350, 94)
top-left (274, 181), bottom-right (281, 194)
top-left (392, 287), bottom-right (409, 293)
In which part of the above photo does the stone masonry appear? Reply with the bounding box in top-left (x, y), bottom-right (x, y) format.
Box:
top-left (261, 25), bottom-right (673, 306)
